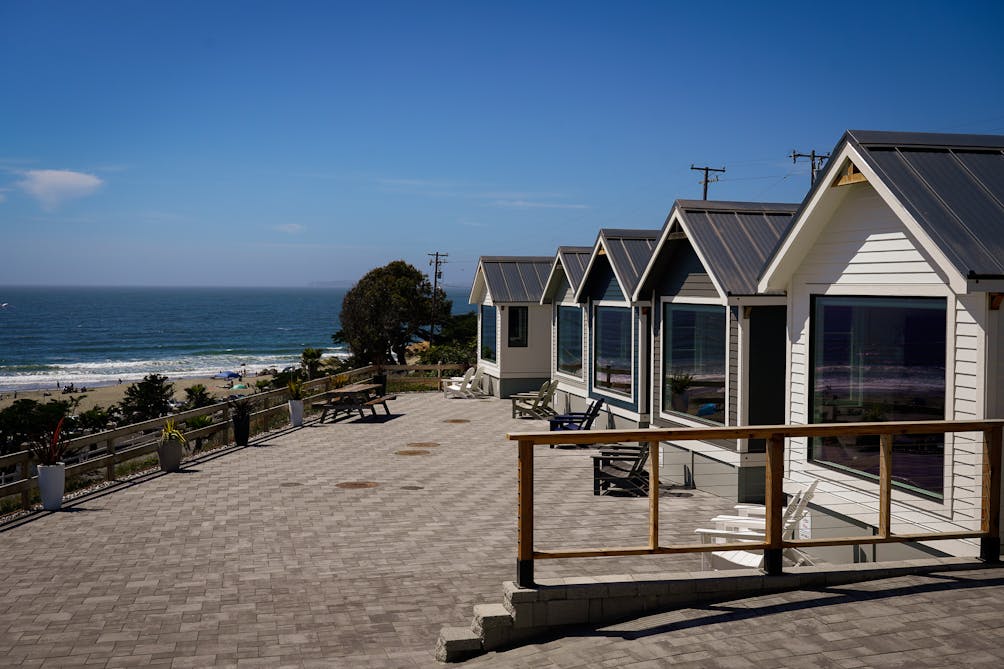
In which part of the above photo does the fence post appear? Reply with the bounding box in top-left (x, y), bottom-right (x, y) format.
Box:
top-left (105, 439), bottom-right (117, 482)
top-left (517, 438), bottom-right (535, 587)
top-left (648, 442), bottom-right (659, 549)
top-left (763, 434), bottom-right (785, 575)
top-left (879, 433), bottom-right (893, 538)
top-left (20, 452), bottom-right (31, 510)
top-left (981, 426), bottom-right (1002, 563)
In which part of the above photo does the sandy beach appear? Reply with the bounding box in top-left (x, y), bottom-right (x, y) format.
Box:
top-left (0, 374), bottom-right (273, 413)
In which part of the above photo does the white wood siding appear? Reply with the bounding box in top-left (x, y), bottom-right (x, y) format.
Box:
top-left (728, 306), bottom-right (739, 425)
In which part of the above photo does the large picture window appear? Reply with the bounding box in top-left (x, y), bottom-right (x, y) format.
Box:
top-left (593, 306), bottom-right (632, 395)
top-left (557, 305), bottom-right (583, 376)
top-left (662, 303), bottom-right (726, 423)
top-left (810, 296), bottom-right (946, 496)
top-left (508, 306), bottom-right (528, 347)
top-left (480, 305), bottom-right (497, 362)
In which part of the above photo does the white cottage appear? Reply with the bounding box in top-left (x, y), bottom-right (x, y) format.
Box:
top-left (539, 246), bottom-right (593, 415)
top-left (633, 200), bottom-right (799, 502)
top-left (469, 256), bottom-right (553, 398)
top-left (758, 130), bottom-right (1004, 560)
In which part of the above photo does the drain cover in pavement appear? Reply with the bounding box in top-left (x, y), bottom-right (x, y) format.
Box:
top-left (443, 419), bottom-right (470, 424)
top-left (401, 485), bottom-right (424, 490)
top-left (396, 449), bottom-right (431, 456)
top-left (407, 442), bottom-right (440, 448)
top-left (280, 482), bottom-right (303, 487)
top-left (336, 481), bottom-right (379, 489)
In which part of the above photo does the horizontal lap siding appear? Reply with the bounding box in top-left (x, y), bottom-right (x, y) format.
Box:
top-left (728, 307), bottom-right (738, 425)
top-left (952, 295), bottom-right (984, 522)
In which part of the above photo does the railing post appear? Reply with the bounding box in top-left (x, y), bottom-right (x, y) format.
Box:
top-left (981, 426), bottom-right (1002, 563)
top-left (648, 442), bottom-right (659, 549)
top-left (517, 438), bottom-right (535, 587)
top-left (105, 439), bottom-right (117, 482)
top-left (20, 452), bottom-right (31, 510)
top-left (764, 434), bottom-right (785, 575)
top-left (879, 433), bottom-right (893, 538)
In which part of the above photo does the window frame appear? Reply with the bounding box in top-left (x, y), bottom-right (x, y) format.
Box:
top-left (507, 305), bottom-right (529, 348)
top-left (591, 301), bottom-right (635, 401)
top-left (659, 298), bottom-right (728, 426)
top-left (807, 293), bottom-right (949, 499)
top-left (555, 303), bottom-right (584, 379)
top-left (480, 304), bottom-right (498, 364)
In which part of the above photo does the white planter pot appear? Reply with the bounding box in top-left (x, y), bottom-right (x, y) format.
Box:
top-left (288, 399), bottom-right (304, 427)
top-left (37, 463), bottom-right (65, 511)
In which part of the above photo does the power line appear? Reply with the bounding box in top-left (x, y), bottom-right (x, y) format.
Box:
top-left (690, 164), bottom-right (726, 200)
top-left (428, 251), bottom-right (447, 344)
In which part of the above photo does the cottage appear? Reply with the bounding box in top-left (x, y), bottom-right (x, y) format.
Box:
top-left (758, 130), bottom-right (1004, 560)
top-left (469, 256), bottom-right (553, 397)
top-left (633, 200), bottom-right (799, 501)
top-left (574, 229), bottom-right (660, 427)
top-left (539, 246), bottom-right (593, 414)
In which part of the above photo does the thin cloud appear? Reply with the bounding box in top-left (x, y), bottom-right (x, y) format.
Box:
top-left (17, 169), bottom-right (103, 209)
top-left (275, 223), bottom-right (305, 234)
top-left (491, 200), bottom-right (589, 210)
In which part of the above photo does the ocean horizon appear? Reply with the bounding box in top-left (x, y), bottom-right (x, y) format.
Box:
top-left (0, 285), bottom-right (472, 391)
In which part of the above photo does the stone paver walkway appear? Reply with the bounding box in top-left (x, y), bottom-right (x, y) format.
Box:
top-left (2, 393), bottom-right (1003, 668)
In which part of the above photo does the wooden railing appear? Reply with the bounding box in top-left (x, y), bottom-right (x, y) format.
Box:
top-left (507, 420), bottom-right (1003, 587)
top-left (0, 366), bottom-right (386, 512)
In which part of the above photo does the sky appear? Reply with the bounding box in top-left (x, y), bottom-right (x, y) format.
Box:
top-left (2, 1), bottom-right (1003, 288)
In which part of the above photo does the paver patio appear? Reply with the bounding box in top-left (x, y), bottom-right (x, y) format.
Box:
top-left (2, 393), bottom-right (1003, 668)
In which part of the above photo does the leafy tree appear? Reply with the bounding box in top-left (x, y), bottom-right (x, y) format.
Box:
top-left (183, 384), bottom-right (214, 409)
top-left (119, 374), bottom-right (174, 422)
top-left (417, 312), bottom-right (477, 366)
top-left (300, 347), bottom-right (324, 379)
top-left (78, 405), bottom-right (112, 432)
top-left (333, 260), bottom-right (451, 365)
top-left (0, 399), bottom-right (75, 456)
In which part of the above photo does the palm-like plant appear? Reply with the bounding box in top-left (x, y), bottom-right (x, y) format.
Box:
top-left (301, 347), bottom-right (324, 380)
top-left (183, 384), bottom-right (214, 409)
top-left (27, 417), bottom-right (74, 466)
top-left (160, 419), bottom-right (187, 447)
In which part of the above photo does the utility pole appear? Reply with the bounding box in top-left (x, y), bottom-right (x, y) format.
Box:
top-left (790, 149), bottom-right (830, 187)
top-left (427, 251), bottom-right (448, 344)
top-left (690, 164), bottom-right (726, 200)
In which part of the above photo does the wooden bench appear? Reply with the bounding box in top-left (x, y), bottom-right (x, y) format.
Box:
top-left (363, 394), bottom-right (397, 415)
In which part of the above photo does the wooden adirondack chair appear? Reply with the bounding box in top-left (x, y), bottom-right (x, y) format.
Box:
top-left (511, 379), bottom-right (558, 419)
top-left (592, 443), bottom-right (650, 496)
top-left (444, 367), bottom-right (475, 399)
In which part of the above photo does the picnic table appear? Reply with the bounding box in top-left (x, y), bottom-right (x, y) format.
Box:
top-left (312, 382), bottom-right (397, 422)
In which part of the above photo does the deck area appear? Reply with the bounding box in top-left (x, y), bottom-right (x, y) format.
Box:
top-left (2, 393), bottom-right (1004, 667)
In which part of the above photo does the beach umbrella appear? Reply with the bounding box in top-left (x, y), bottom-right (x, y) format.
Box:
top-left (213, 371), bottom-right (240, 379)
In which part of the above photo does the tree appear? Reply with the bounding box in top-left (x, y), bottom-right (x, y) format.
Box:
top-left (0, 399), bottom-right (76, 456)
top-left (119, 374), bottom-right (174, 422)
top-left (183, 384), bottom-right (214, 409)
top-left (300, 347), bottom-right (324, 380)
top-left (418, 311), bottom-right (477, 366)
top-left (333, 260), bottom-right (451, 365)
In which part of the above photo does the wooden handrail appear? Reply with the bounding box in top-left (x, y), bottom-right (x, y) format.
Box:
top-left (509, 419), bottom-right (1004, 586)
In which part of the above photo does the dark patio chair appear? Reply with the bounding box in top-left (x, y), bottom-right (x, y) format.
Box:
top-left (592, 442), bottom-right (649, 496)
top-left (547, 398), bottom-right (605, 447)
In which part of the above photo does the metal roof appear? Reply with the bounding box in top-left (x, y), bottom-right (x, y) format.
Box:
top-left (477, 256), bottom-right (553, 303)
top-left (674, 200), bottom-right (799, 295)
top-left (556, 246), bottom-right (592, 290)
top-left (844, 130), bottom-right (1004, 279)
top-left (596, 229), bottom-right (660, 299)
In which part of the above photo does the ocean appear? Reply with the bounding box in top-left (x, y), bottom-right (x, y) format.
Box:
top-left (0, 286), bottom-right (471, 391)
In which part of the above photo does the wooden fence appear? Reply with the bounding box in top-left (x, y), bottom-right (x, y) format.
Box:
top-left (507, 420), bottom-right (1003, 587)
top-left (0, 363), bottom-right (460, 512)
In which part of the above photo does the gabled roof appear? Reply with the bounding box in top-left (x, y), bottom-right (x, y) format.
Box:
top-left (760, 129), bottom-right (1004, 292)
top-left (634, 200), bottom-right (799, 300)
top-left (468, 256), bottom-right (553, 304)
top-left (540, 246), bottom-right (593, 304)
top-left (574, 229), bottom-right (660, 303)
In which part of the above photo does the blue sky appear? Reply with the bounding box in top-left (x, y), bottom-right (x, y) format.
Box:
top-left (2, 1), bottom-right (1003, 288)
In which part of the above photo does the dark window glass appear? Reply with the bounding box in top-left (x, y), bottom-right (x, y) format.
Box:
top-left (594, 306), bottom-right (632, 395)
top-left (557, 306), bottom-right (583, 375)
top-left (810, 296), bottom-right (946, 496)
top-left (480, 305), bottom-right (497, 362)
top-left (508, 306), bottom-right (528, 347)
top-left (662, 304), bottom-right (726, 423)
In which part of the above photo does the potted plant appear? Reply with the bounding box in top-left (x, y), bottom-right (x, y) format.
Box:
top-left (668, 373), bottom-right (694, 413)
top-left (287, 379), bottom-right (305, 427)
top-left (26, 417), bottom-right (73, 511)
top-left (228, 397), bottom-right (254, 446)
top-left (157, 419), bottom-right (187, 472)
